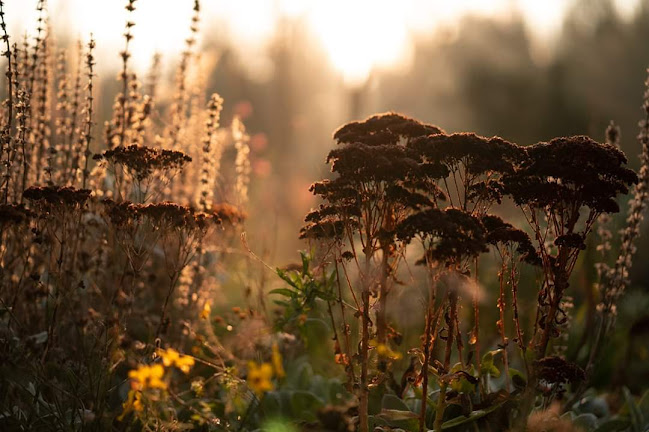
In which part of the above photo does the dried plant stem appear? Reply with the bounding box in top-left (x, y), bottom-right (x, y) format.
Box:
top-left (419, 274), bottom-right (444, 432)
top-left (156, 268), bottom-right (182, 341)
top-left (334, 259), bottom-right (356, 388)
top-left (510, 259), bottom-right (527, 370)
top-left (359, 287), bottom-right (370, 432)
top-left (497, 258), bottom-right (511, 392)
top-left (472, 257), bottom-right (481, 395)
top-left (419, 302), bottom-right (434, 432)
top-left (1, 0), bottom-right (13, 203)
top-left (535, 227), bottom-right (574, 358)
top-left (434, 288), bottom-right (458, 432)
top-left (376, 205), bottom-right (395, 351)
top-left (117, 0), bottom-right (136, 149)
top-left (81, 37), bottom-right (94, 189)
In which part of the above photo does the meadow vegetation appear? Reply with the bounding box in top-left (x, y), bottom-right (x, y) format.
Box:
top-left (1, 1), bottom-right (649, 431)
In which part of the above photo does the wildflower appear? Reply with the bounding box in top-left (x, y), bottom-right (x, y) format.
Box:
top-left (333, 112), bottom-right (444, 146)
top-left (534, 356), bottom-right (585, 386)
top-left (408, 133), bottom-right (523, 177)
top-left (93, 144), bottom-right (192, 181)
top-left (200, 302), bottom-right (211, 320)
top-left (396, 208), bottom-right (488, 265)
top-left (369, 339), bottom-right (402, 360)
top-left (481, 214), bottom-right (540, 265)
top-left (23, 185), bottom-right (92, 207)
top-left (117, 389), bottom-right (143, 421)
top-left (0, 204), bottom-right (33, 226)
top-left (271, 342), bottom-right (285, 379)
top-left (157, 348), bottom-right (195, 373)
top-left (502, 135), bottom-right (637, 214)
top-left (128, 363), bottom-right (166, 390)
top-left (247, 361), bottom-right (274, 397)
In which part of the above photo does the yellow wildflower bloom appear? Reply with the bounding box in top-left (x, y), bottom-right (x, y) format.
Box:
top-left (271, 342), bottom-right (285, 379)
top-left (247, 361), bottom-right (274, 397)
top-left (175, 355), bottom-right (195, 373)
top-left (128, 363), bottom-right (167, 390)
top-left (200, 302), bottom-right (211, 320)
top-left (117, 390), bottom-right (143, 421)
top-left (157, 348), bottom-right (195, 373)
top-left (369, 339), bottom-right (403, 361)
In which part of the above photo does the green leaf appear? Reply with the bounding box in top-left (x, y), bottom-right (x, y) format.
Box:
top-left (623, 387), bottom-right (643, 431)
top-left (328, 379), bottom-right (349, 404)
top-left (440, 399), bottom-right (506, 429)
top-left (269, 288), bottom-right (296, 298)
top-left (593, 418), bottom-right (632, 432)
top-left (292, 362), bottom-right (313, 390)
top-left (382, 394), bottom-right (410, 411)
top-left (572, 413), bottom-right (599, 432)
top-left (300, 251), bottom-right (310, 275)
top-left (508, 368), bottom-right (527, 389)
top-left (441, 410), bottom-right (489, 429)
top-left (276, 268), bottom-right (299, 289)
top-left (260, 391), bottom-right (283, 417)
top-left (368, 386), bottom-right (384, 415)
top-left (272, 300), bottom-right (290, 307)
top-left (289, 391), bottom-right (323, 423)
top-left (377, 409), bottom-right (418, 421)
top-left (638, 389), bottom-right (649, 421)
top-left (481, 350), bottom-right (502, 378)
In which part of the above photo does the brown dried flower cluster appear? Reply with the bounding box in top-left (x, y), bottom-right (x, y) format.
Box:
top-left (396, 208), bottom-right (487, 265)
top-left (304, 109), bottom-right (642, 432)
top-left (103, 199), bottom-right (244, 231)
top-left (0, 203), bottom-right (33, 225)
top-left (94, 145), bottom-right (192, 182)
top-left (503, 136), bottom-right (637, 213)
top-left (23, 185), bottom-right (92, 208)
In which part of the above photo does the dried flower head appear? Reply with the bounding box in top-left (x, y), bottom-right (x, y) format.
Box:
top-left (408, 133), bottom-right (523, 177)
top-left (23, 185), bottom-right (91, 208)
top-left (534, 356), bottom-right (585, 386)
top-left (503, 136), bottom-right (637, 214)
top-left (481, 214), bottom-right (539, 265)
top-left (94, 145), bottom-right (192, 182)
top-left (333, 112), bottom-right (444, 146)
top-left (396, 208), bottom-right (487, 265)
top-left (0, 203), bottom-right (34, 225)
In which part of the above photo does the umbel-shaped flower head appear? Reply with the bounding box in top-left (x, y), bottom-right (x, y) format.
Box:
top-left (333, 112), bottom-right (444, 146)
top-left (396, 208), bottom-right (488, 267)
top-left (94, 144), bottom-right (192, 182)
top-left (407, 133), bottom-right (524, 209)
top-left (481, 214), bottom-right (540, 266)
top-left (302, 113), bottom-right (445, 245)
top-left (503, 135), bottom-right (638, 215)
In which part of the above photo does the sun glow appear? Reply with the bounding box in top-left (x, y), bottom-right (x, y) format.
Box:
top-left (307, 0), bottom-right (411, 86)
top-left (4, 0), bottom-right (643, 85)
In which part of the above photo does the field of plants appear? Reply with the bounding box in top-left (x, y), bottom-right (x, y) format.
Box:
top-left (1, 1), bottom-right (649, 431)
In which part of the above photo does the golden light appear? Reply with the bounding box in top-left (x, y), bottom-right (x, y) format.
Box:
top-left (307, 0), bottom-right (411, 86)
top-left (3, 0), bottom-right (644, 83)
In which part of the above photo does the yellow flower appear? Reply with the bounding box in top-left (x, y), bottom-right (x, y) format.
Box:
top-left (117, 390), bottom-right (143, 421)
top-left (271, 342), bottom-right (285, 379)
top-left (369, 339), bottom-right (403, 361)
top-left (247, 361), bottom-right (274, 397)
top-left (200, 302), bottom-right (211, 320)
top-left (128, 363), bottom-right (167, 390)
top-left (157, 348), bottom-right (195, 373)
top-left (175, 355), bottom-right (195, 373)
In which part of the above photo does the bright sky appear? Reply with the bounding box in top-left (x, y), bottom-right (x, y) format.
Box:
top-left (3, 0), bottom-right (643, 85)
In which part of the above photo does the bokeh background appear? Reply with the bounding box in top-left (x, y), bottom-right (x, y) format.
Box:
top-left (5, 0), bottom-right (649, 389)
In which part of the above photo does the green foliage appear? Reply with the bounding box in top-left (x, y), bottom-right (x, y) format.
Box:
top-left (272, 251), bottom-right (336, 330)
